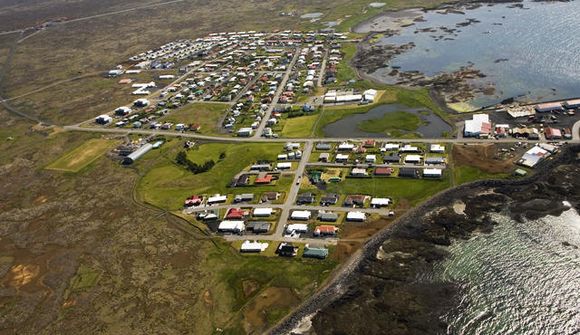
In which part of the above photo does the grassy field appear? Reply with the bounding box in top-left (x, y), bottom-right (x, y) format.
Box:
top-left (280, 113), bottom-right (320, 138)
top-left (453, 165), bottom-right (510, 186)
top-left (137, 141), bottom-right (291, 210)
top-left (208, 240), bottom-right (337, 333)
top-left (159, 102), bottom-right (229, 136)
top-left (46, 138), bottom-right (118, 172)
top-left (358, 110), bottom-right (423, 136)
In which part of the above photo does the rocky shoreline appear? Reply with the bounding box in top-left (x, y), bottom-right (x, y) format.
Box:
top-left (350, 0), bottom-right (542, 108)
top-left (269, 144), bottom-right (580, 335)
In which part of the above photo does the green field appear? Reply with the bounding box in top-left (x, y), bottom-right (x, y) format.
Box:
top-left (159, 102), bottom-right (229, 136)
top-left (358, 110), bottom-right (424, 136)
top-left (453, 165), bottom-right (510, 186)
top-left (209, 240), bottom-right (337, 333)
top-left (46, 138), bottom-right (117, 172)
top-left (137, 141), bottom-right (292, 210)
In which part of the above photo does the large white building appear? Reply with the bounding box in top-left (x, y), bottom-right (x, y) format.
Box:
top-left (464, 114), bottom-right (491, 138)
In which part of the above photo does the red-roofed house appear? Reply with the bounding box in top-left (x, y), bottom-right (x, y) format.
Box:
top-left (226, 208), bottom-right (246, 220)
top-left (255, 175), bottom-right (273, 184)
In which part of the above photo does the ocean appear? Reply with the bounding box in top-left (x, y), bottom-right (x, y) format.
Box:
top-left (434, 206), bottom-right (580, 334)
top-left (371, 0), bottom-right (580, 108)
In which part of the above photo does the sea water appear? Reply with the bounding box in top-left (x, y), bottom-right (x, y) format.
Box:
top-left (372, 1), bottom-right (580, 108)
top-left (435, 208), bottom-right (580, 334)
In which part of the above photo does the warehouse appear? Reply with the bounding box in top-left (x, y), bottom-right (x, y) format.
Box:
top-left (123, 143), bottom-right (153, 164)
top-left (535, 102), bottom-right (563, 113)
top-left (464, 114), bottom-right (491, 138)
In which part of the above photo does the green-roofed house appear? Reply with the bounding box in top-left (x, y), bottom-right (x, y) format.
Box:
top-left (303, 245), bottom-right (329, 259)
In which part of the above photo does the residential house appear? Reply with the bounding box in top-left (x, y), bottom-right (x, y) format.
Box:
top-left (277, 243), bottom-right (298, 257)
top-left (290, 210), bottom-right (312, 221)
top-left (374, 167), bottom-right (393, 176)
top-left (314, 225), bottom-right (338, 237)
top-left (399, 168), bottom-right (420, 179)
top-left (351, 168), bottom-right (368, 177)
top-left (346, 211), bottom-right (366, 222)
top-left (320, 193), bottom-right (339, 206)
top-left (423, 168), bottom-right (443, 178)
top-left (344, 195), bottom-right (367, 207)
top-left (218, 221), bottom-right (245, 234)
top-left (246, 222), bottom-right (271, 234)
top-left (297, 192), bottom-right (315, 205)
top-left (303, 245), bottom-right (329, 259)
top-left (318, 211), bottom-right (339, 222)
top-left (240, 241), bottom-right (269, 253)
top-left (234, 193), bottom-right (254, 203)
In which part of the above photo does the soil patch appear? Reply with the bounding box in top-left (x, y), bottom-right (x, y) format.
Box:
top-left (453, 144), bottom-right (514, 173)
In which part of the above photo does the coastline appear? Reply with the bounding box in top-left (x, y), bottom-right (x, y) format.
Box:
top-left (269, 144), bottom-right (580, 334)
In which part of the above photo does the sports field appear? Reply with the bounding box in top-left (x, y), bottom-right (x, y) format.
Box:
top-left (46, 138), bottom-right (117, 172)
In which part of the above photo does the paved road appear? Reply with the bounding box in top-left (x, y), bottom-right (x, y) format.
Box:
top-left (317, 49), bottom-right (328, 87)
top-left (274, 141), bottom-right (314, 237)
top-left (62, 125), bottom-right (580, 145)
top-left (254, 47), bottom-right (300, 138)
top-left (306, 162), bottom-right (447, 169)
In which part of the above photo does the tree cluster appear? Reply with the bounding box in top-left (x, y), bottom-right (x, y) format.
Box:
top-left (176, 151), bottom-right (215, 174)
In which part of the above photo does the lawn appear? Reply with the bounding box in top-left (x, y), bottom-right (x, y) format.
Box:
top-left (159, 102), bottom-right (229, 136)
top-left (358, 111), bottom-right (424, 136)
top-left (46, 138), bottom-right (118, 172)
top-left (209, 240), bottom-right (337, 333)
top-left (453, 165), bottom-right (510, 186)
top-left (281, 113), bottom-right (320, 138)
top-left (137, 142), bottom-right (292, 210)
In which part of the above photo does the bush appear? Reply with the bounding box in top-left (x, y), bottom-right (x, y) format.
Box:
top-left (175, 151), bottom-right (215, 174)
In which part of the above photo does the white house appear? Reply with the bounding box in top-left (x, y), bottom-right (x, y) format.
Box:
top-left (240, 241), bottom-right (269, 253)
top-left (286, 223), bottom-right (309, 233)
top-left (276, 162), bottom-right (292, 170)
top-left (338, 142), bottom-right (355, 151)
top-left (346, 211), bottom-right (366, 222)
top-left (253, 208), bottom-right (273, 217)
top-left (351, 168), bottom-right (368, 176)
top-left (95, 115), bottom-right (112, 125)
top-left (423, 168), bottom-right (443, 178)
top-left (237, 128), bottom-right (253, 137)
top-left (207, 194), bottom-right (227, 204)
top-left (218, 221), bottom-right (245, 233)
top-left (400, 145), bottom-right (420, 153)
top-left (430, 144), bottom-right (445, 153)
top-left (381, 143), bottom-right (400, 152)
top-left (405, 155), bottom-right (423, 164)
top-left (336, 154), bottom-right (349, 162)
top-left (371, 198), bottom-right (391, 207)
top-left (290, 210), bottom-right (312, 221)
top-left (365, 155), bottom-right (377, 163)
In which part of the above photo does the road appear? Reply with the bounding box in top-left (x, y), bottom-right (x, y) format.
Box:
top-left (62, 125), bottom-right (580, 145)
top-left (316, 49), bottom-right (329, 87)
top-left (253, 47), bottom-right (300, 138)
top-left (306, 162), bottom-right (447, 169)
top-left (274, 141), bottom-right (314, 238)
